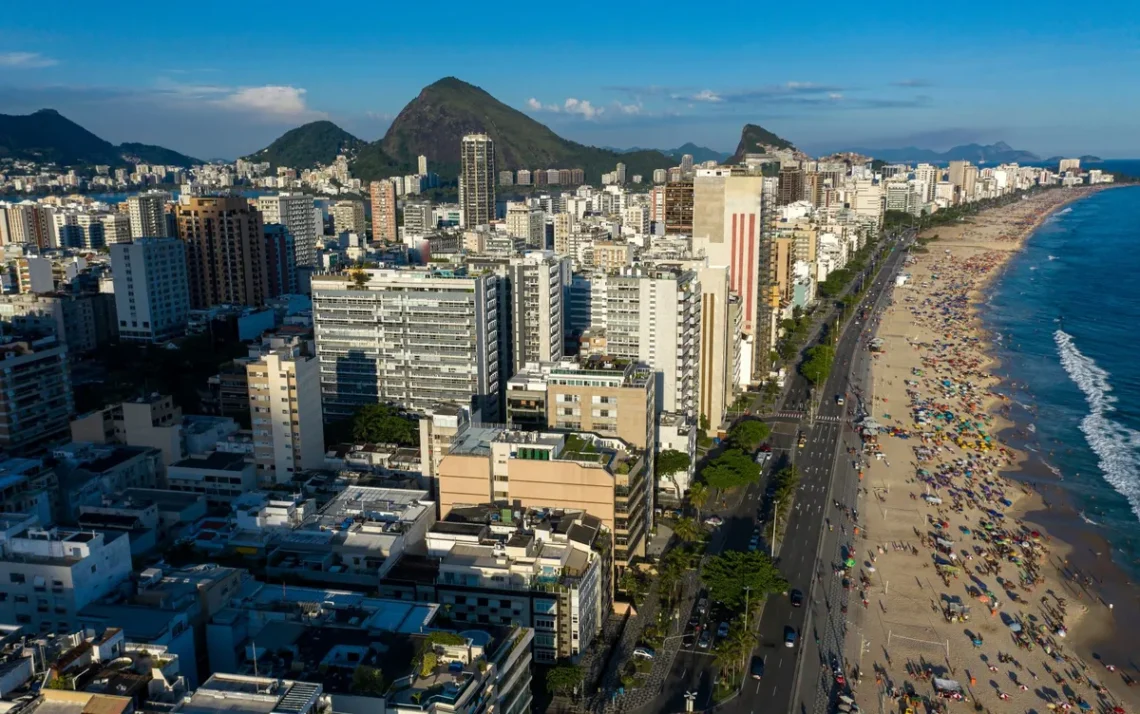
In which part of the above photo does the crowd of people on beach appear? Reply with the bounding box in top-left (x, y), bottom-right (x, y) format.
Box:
top-left (838, 196), bottom-right (1134, 714)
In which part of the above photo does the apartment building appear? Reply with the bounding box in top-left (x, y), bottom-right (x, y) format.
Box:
top-left (312, 268), bottom-right (502, 421)
top-left (256, 193), bottom-right (318, 267)
top-left (438, 428), bottom-right (650, 569)
top-left (240, 333), bottom-right (325, 483)
top-left (127, 192), bottom-right (171, 238)
top-left (459, 134), bottom-right (496, 228)
top-left (330, 199), bottom-right (366, 236)
top-left (70, 394), bottom-right (183, 466)
top-left (0, 337), bottom-right (73, 454)
top-left (176, 196), bottom-right (268, 309)
top-left (0, 292), bottom-right (117, 355)
top-left (110, 238), bottom-right (191, 343)
top-left (0, 514), bottom-right (132, 635)
top-left (415, 505), bottom-right (609, 663)
top-left (507, 252), bottom-right (566, 376)
top-left (0, 458), bottom-right (58, 524)
top-left (504, 204), bottom-right (545, 248)
top-left (166, 452), bottom-right (257, 507)
top-left (13, 256), bottom-right (53, 294)
top-left (505, 356), bottom-right (655, 453)
top-left (369, 179), bottom-right (398, 242)
top-left (662, 180), bottom-right (694, 234)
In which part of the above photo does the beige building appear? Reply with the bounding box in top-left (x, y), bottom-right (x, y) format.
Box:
top-left (438, 428), bottom-right (650, 569)
top-left (241, 333), bottom-right (325, 484)
top-left (70, 394), bottom-right (184, 466)
top-left (696, 265), bottom-right (735, 432)
top-left (176, 196), bottom-right (268, 309)
top-left (331, 200), bottom-right (366, 236)
top-left (504, 203), bottom-right (545, 248)
top-left (592, 241), bottom-right (632, 273)
top-left (505, 356), bottom-right (655, 453)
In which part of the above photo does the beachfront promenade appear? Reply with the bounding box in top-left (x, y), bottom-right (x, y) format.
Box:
top-left (653, 232), bottom-right (916, 714)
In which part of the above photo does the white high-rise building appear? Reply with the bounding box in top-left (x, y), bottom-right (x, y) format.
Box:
top-left (588, 265), bottom-right (700, 420)
top-left (312, 268), bottom-right (502, 421)
top-left (508, 252), bottom-right (567, 374)
top-left (622, 205), bottom-right (649, 235)
top-left (127, 192), bottom-right (170, 238)
top-left (460, 134), bottom-right (496, 228)
top-left (418, 154), bottom-right (429, 175)
top-left (257, 193), bottom-right (318, 267)
top-left (110, 238), bottom-right (190, 343)
top-left (914, 164), bottom-right (939, 203)
top-left (241, 333), bottom-right (325, 484)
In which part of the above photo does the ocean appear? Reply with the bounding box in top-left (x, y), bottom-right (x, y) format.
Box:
top-left (985, 182), bottom-right (1140, 580)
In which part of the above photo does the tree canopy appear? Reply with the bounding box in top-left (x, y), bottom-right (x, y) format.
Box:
top-left (801, 344), bottom-right (835, 386)
top-left (349, 404), bottom-right (418, 445)
top-left (701, 449), bottom-right (761, 491)
top-left (546, 664), bottom-right (584, 695)
top-left (655, 449), bottom-right (691, 478)
top-left (702, 550), bottom-right (788, 610)
top-left (728, 420), bottom-right (770, 451)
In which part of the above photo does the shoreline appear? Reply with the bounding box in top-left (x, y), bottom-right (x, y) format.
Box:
top-left (846, 184), bottom-right (1140, 714)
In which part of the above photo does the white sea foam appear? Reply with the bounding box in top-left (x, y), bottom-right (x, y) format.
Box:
top-left (1058, 207), bottom-right (1073, 215)
top-left (1048, 255), bottom-right (1058, 261)
top-left (1043, 462), bottom-right (1063, 478)
top-left (1054, 329), bottom-right (1140, 522)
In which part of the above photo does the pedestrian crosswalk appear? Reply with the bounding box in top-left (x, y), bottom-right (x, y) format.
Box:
top-left (771, 411), bottom-right (805, 419)
top-left (813, 415), bottom-right (843, 423)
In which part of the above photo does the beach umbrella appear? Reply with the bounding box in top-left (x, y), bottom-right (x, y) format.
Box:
top-left (845, 557), bottom-right (856, 567)
top-left (1078, 702), bottom-right (1091, 711)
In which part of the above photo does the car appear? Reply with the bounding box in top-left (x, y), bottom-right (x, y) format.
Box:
top-left (717, 622), bottom-right (730, 638)
top-left (696, 598), bottom-right (709, 615)
top-left (703, 515), bottom-right (723, 527)
top-left (632, 647), bottom-right (655, 660)
top-left (797, 433), bottom-right (807, 448)
top-left (689, 614), bottom-right (701, 627)
top-left (784, 626), bottom-right (797, 648)
top-left (836, 395), bottom-right (845, 406)
top-left (790, 589), bottom-right (804, 608)
top-left (750, 656), bottom-right (765, 680)
top-left (683, 634), bottom-right (695, 648)
top-left (754, 451), bottom-right (772, 467)
top-left (698, 631), bottom-right (712, 649)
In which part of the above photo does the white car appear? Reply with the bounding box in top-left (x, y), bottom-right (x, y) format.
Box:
top-left (704, 516), bottom-right (723, 527)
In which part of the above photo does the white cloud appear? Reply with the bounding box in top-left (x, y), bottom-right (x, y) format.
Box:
top-left (217, 86), bottom-right (312, 116)
top-left (563, 97), bottom-right (602, 119)
top-left (691, 89), bottom-right (722, 103)
top-left (0, 52), bottom-right (58, 68)
top-left (614, 101), bottom-right (642, 115)
top-left (526, 97), bottom-right (562, 112)
top-left (828, 93), bottom-right (844, 101)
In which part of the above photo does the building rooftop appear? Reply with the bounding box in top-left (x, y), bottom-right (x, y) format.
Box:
top-left (171, 451), bottom-right (248, 472)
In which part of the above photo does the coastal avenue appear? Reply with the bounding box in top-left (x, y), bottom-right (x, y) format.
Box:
top-left (658, 230), bottom-right (914, 714)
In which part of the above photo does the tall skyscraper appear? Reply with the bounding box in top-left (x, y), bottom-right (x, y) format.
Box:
top-left (127, 192), bottom-right (170, 238)
top-left (418, 154), bottom-right (429, 175)
top-left (110, 238), bottom-right (190, 343)
top-left (663, 181), bottom-right (694, 234)
top-left (460, 134), bottom-right (496, 228)
top-left (311, 268), bottom-right (502, 421)
top-left (915, 163), bottom-right (939, 203)
top-left (256, 193), bottom-right (318, 267)
top-left (369, 179), bottom-right (398, 242)
top-left (615, 162), bottom-right (627, 184)
top-left (680, 154), bottom-right (694, 175)
top-left (176, 196), bottom-right (268, 309)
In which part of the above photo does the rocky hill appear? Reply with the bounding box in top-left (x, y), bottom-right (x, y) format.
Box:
top-left (727, 123), bottom-right (798, 164)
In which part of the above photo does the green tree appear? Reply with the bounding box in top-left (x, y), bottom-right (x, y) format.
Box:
top-left (801, 344), bottom-right (835, 385)
top-left (672, 517), bottom-right (700, 544)
top-left (546, 664), bottom-right (584, 696)
top-left (688, 483), bottom-right (709, 522)
top-left (656, 449), bottom-right (691, 479)
top-left (701, 449), bottom-right (760, 491)
top-left (728, 421), bottom-right (771, 451)
top-left (351, 666), bottom-right (387, 696)
top-left (619, 568), bottom-right (650, 606)
top-left (350, 404), bottom-right (418, 445)
top-left (702, 551), bottom-right (789, 610)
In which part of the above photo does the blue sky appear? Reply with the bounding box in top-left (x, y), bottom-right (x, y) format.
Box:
top-left (2, 0), bottom-right (1137, 159)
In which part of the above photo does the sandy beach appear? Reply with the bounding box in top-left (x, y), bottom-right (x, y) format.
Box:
top-left (843, 186), bottom-right (1140, 714)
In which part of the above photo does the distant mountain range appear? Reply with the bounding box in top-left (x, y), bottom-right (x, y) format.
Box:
top-left (838, 141), bottom-right (1041, 165)
top-left (609, 143), bottom-right (732, 164)
top-left (0, 109), bottom-right (200, 167)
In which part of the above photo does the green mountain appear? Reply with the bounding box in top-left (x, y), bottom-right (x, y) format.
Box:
top-left (118, 142), bottom-right (201, 167)
top-left (727, 123), bottom-right (797, 164)
top-left (665, 142), bottom-right (731, 164)
top-left (243, 120), bottom-right (365, 168)
top-left (0, 109), bottom-right (198, 167)
top-left (352, 77), bottom-right (674, 183)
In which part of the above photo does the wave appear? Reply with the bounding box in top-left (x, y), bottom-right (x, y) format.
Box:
top-left (1058, 207), bottom-right (1073, 215)
top-left (1054, 329), bottom-right (1140, 523)
top-left (1048, 255), bottom-right (1058, 261)
top-left (1080, 511), bottom-right (1100, 526)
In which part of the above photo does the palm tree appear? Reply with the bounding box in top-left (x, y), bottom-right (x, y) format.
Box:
top-left (688, 483), bottom-right (709, 522)
top-left (672, 517), bottom-right (700, 544)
